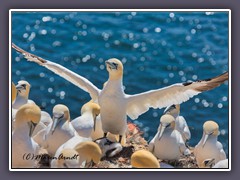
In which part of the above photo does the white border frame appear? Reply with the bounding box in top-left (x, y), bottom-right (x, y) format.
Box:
top-left (9, 9), bottom-right (231, 171)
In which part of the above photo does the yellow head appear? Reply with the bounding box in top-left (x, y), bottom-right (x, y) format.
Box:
top-left (57, 148), bottom-right (80, 168)
top-left (158, 114), bottom-right (175, 140)
top-left (203, 120), bottom-right (219, 136)
top-left (81, 101), bottom-right (100, 117)
top-left (131, 149), bottom-right (160, 168)
top-left (74, 141), bottom-right (102, 165)
top-left (202, 120), bottom-right (219, 147)
top-left (159, 114), bottom-right (175, 129)
top-left (51, 104), bottom-right (70, 134)
top-left (53, 104), bottom-right (70, 121)
top-left (15, 103), bottom-right (41, 136)
top-left (105, 58), bottom-right (123, 80)
top-left (12, 82), bottom-right (17, 103)
top-left (16, 80), bottom-right (31, 98)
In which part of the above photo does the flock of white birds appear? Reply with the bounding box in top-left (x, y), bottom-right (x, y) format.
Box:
top-left (11, 43), bottom-right (229, 169)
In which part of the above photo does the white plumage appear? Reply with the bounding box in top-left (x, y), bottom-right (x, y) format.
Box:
top-left (12, 43), bottom-right (228, 143)
top-left (71, 101), bottom-right (100, 138)
top-left (149, 114), bottom-right (190, 160)
top-left (12, 104), bottom-right (41, 168)
top-left (194, 121), bottom-right (226, 168)
top-left (35, 104), bottom-right (78, 156)
top-left (163, 104), bottom-right (191, 142)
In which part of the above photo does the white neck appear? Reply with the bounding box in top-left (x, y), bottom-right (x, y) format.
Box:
top-left (13, 95), bottom-right (28, 109)
top-left (13, 122), bottom-right (30, 138)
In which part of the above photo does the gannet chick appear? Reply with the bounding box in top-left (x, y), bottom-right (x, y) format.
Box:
top-left (149, 114), bottom-right (190, 160)
top-left (94, 138), bottom-right (123, 157)
top-left (12, 80), bottom-right (35, 109)
top-left (52, 148), bottom-right (80, 168)
top-left (71, 101), bottom-right (100, 138)
top-left (163, 104), bottom-right (191, 142)
top-left (12, 82), bottom-right (17, 103)
top-left (194, 121), bottom-right (226, 168)
top-left (12, 103), bottom-right (41, 168)
top-left (12, 43), bottom-right (228, 143)
top-left (41, 104), bottom-right (78, 156)
top-left (131, 149), bottom-right (160, 168)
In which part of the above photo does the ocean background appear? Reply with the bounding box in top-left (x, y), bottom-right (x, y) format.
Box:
top-left (11, 11), bottom-right (229, 156)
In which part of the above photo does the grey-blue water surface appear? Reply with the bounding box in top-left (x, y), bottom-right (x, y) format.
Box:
top-left (11, 11), bottom-right (229, 156)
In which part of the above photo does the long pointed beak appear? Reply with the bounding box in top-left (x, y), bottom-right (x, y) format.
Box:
top-left (202, 134), bottom-right (209, 147)
top-left (51, 117), bottom-right (61, 134)
top-left (28, 121), bottom-right (37, 137)
top-left (16, 84), bottom-right (25, 91)
top-left (93, 116), bottom-right (97, 132)
top-left (158, 126), bottom-right (166, 140)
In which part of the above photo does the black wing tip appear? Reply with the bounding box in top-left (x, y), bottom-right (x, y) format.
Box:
top-left (183, 81), bottom-right (193, 86)
top-left (203, 71), bottom-right (229, 82)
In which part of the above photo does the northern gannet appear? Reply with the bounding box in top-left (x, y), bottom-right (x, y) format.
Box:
top-left (12, 43), bottom-right (229, 142)
top-left (51, 148), bottom-right (80, 168)
top-left (131, 149), bottom-right (160, 168)
top-left (12, 80), bottom-right (35, 109)
top-left (38, 104), bottom-right (78, 156)
top-left (12, 82), bottom-right (17, 103)
top-left (94, 137), bottom-right (123, 157)
top-left (90, 116), bottom-right (127, 145)
top-left (71, 100), bottom-right (100, 138)
top-left (149, 114), bottom-right (190, 160)
top-left (194, 120), bottom-right (226, 168)
top-left (163, 104), bottom-right (191, 142)
top-left (12, 103), bottom-right (41, 168)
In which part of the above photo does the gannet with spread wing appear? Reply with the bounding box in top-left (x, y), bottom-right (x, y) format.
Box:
top-left (12, 43), bottom-right (229, 143)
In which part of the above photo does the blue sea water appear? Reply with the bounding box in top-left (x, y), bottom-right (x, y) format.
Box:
top-left (11, 11), bottom-right (229, 156)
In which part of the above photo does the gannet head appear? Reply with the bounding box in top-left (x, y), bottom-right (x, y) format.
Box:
top-left (163, 104), bottom-right (180, 118)
top-left (51, 104), bottom-right (70, 134)
top-left (158, 114), bottom-right (175, 140)
top-left (12, 82), bottom-right (17, 103)
top-left (105, 58), bottom-right (123, 80)
top-left (201, 158), bottom-right (215, 168)
top-left (74, 141), bottom-right (102, 167)
top-left (202, 120), bottom-right (219, 147)
top-left (131, 149), bottom-right (160, 168)
top-left (57, 148), bottom-right (80, 168)
top-left (81, 101), bottom-right (100, 131)
top-left (15, 103), bottom-right (41, 136)
top-left (16, 80), bottom-right (31, 98)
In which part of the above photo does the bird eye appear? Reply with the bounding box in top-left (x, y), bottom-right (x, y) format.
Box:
top-left (166, 124), bottom-right (170, 128)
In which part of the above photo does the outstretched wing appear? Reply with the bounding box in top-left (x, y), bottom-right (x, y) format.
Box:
top-left (12, 43), bottom-right (101, 100)
top-left (126, 72), bottom-right (228, 120)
